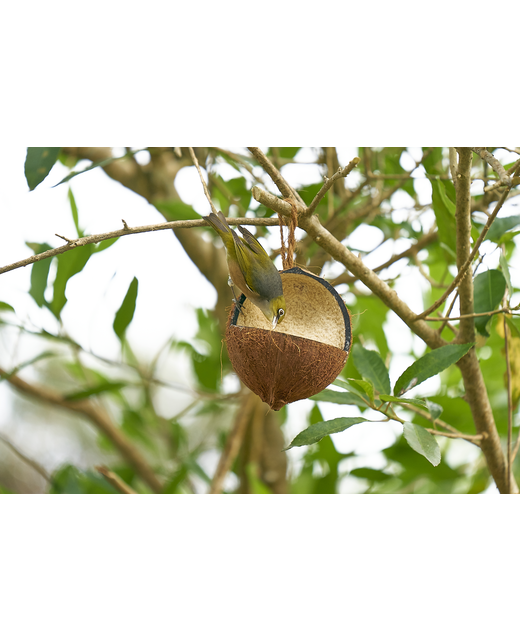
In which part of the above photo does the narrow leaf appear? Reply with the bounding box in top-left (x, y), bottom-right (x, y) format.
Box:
top-left (25, 147), bottom-right (61, 190)
top-left (154, 201), bottom-right (200, 221)
top-left (379, 395), bottom-right (427, 409)
top-left (473, 270), bottom-right (506, 337)
top-left (352, 343), bottom-right (390, 394)
top-left (393, 343), bottom-right (473, 396)
top-left (26, 242), bottom-right (53, 307)
top-left (430, 178), bottom-right (457, 253)
top-left (0, 301), bottom-right (15, 314)
top-left (93, 237), bottom-right (119, 253)
top-left (53, 149), bottom-right (145, 187)
top-left (499, 253), bottom-right (511, 298)
top-left (310, 389), bottom-right (368, 407)
top-left (506, 316), bottom-right (520, 339)
top-left (425, 399), bottom-right (443, 421)
top-left (284, 417), bottom-right (369, 450)
top-left (486, 215), bottom-right (520, 243)
top-left (346, 378), bottom-right (375, 403)
top-left (330, 379), bottom-right (372, 403)
top-left (403, 422), bottom-right (441, 466)
top-left (350, 467), bottom-right (392, 482)
top-left (64, 381), bottom-right (127, 401)
top-left (113, 277), bottom-right (139, 340)
top-left (68, 188), bottom-right (82, 236)
top-left (50, 245), bottom-right (94, 318)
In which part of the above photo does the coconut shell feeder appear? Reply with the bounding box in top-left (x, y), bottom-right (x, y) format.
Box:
top-left (226, 266), bottom-right (352, 411)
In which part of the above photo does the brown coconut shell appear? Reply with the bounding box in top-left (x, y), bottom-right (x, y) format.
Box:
top-left (225, 267), bottom-right (352, 410)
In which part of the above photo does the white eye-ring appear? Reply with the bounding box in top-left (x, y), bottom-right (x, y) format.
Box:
top-left (278, 309), bottom-right (285, 317)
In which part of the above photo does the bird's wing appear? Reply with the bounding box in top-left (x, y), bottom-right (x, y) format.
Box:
top-left (233, 235), bottom-right (260, 293)
top-left (237, 225), bottom-right (269, 257)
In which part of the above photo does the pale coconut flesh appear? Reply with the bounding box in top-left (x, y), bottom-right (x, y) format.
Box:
top-left (233, 268), bottom-right (350, 351)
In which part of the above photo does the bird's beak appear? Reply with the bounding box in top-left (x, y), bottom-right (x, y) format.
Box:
top-left (272, 315), bottom-right (279, 329)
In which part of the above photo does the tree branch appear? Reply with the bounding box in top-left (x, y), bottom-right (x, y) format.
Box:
top-left (454, 148), bottom-right (475, 343)
top-left (208, 392), bottom-right (257, 494)
top-left (95, 465), bottom-right (137, 494)
top-left (188, 147), bottom-right (218, 215)
top-left (503, 312), bottom-right (513, 493)
top-left (307, 157), bottom-right (360, 216)
top-left (0, 217), bottom-right (286, 276)
top-left (470, 147), bottom-right (512, 192)
top-left (0, 367), bottom-right (163, 493)
top-left (0, 431), bottom-right (52, 484)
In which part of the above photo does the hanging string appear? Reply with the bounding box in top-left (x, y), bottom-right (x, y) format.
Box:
top-left (278, 200), bottom-right (298, 270)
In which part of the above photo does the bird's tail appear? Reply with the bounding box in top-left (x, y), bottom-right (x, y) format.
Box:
top-left (205, 210), bottom-right (231, 236)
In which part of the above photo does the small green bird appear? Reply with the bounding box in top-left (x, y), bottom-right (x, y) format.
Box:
top-left (205, 211), bottom-right (286, 328)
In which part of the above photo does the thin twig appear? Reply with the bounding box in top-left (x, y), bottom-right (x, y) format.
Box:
top-left (425, 429), bottom-right (484, 443)
top-left (503, 313), bottom-right (513, 493)
top-left (188, 147), bottom-right (218, 215)
top-left (0, 217), bottom-right (286, 276)
top-left (423, 307), bottom-right (520, 321)
top-left (95, 465), bottom-right (137, 494)
top-left (470, 147), bottom-right (512, 192)
top-left (0, 432), bottom-right (52, 483)
top-left (307, 157), bottom-right (360, 216)
top-left (399, 404), bottom-right (461, 435)
top-left (414, 185), bottom-right (512, 321)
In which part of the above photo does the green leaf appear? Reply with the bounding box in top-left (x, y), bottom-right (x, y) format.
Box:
top-left (245, 463), bottom-right (272, 494)
top-left (93, 237), bottom-right (120, 253)
top-left (350, 467), bottom-right (392, 483)
top-left (425, 399), bottom-right (443, 421)
top-left (352, 343), bottom-right (390, 394)
top-left (273, 147), bottom-right (301, 159)
top-left (393, 343), bottom-right (474, 396)
top-left (379, 395), bottom-right (427, 409)
top-left (430, 178), bottom-right (457, 253)
top-left (154, 200), bottom-right (200, 221)
top-left (68, 187), bottom-right (82, 236)
top-left (53, 149), bottom-right (145, 187)
top-left (64, 381), bottom-right (127, 401)
top-left (26, 242), bottom-right (53, 307)
top-left (499, 252), bottom-right (511, 298)
top-left (113, 277), bottom-right (139, 340)
top-left (25, 147), bottom-right (61, 190)
top-left (473, 270), bottom-right (506, 337)
top-left (329, 378), bottom-right (373, 402)
top-left (50, 245), bottom-right (94, 318)
top-left (0, 301), bottom-right (15, 314)
top-left (403, 422), bottom-right (441, 466)
top-left (346, 378), bottom-right (375, 403)
top-left (285, 417), bottom-right (369, 450)
top-left (486, 215), bottom-right (520, 243)
top-left (506, 316), bottom-right (520, 339)
top-left (310, 389), bottom-right (368, 407)
top-left (50, 464), bottom-right (118, 494)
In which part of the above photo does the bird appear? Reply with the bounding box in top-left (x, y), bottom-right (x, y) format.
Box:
top-left (205, 211), bottom-right (286, 328)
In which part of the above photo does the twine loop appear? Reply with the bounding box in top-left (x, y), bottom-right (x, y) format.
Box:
top-left (278, 200), bottom-right (298, 270)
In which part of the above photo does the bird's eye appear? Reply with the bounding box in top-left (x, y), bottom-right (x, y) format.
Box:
top-left (278, 309), bottom-right (285, 317)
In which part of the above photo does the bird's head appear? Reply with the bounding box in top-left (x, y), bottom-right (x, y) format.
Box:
top-left (268, 296), bottom-right (286, 329)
